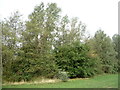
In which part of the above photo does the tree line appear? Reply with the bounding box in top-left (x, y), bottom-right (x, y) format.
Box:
top-left (1, 2), bottom-right (119, 82)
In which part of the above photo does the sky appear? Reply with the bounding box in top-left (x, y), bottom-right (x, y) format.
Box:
top-left (0, 0), bottom-right (119, 37)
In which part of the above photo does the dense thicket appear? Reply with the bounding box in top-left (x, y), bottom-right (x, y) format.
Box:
top-left (54, 41), bottom-right (100, 78)
top-left (1, 2), bottom-right (118, 82)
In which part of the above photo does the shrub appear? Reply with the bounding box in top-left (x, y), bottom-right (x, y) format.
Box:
top-left (54, 41), bottom-right (99, 78)
top-left (58, 71), bottom-right (68, 82)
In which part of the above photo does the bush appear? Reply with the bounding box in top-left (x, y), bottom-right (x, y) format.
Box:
top-left (102, 65), bottom-right (113, 73)
top-left (58, 71), bottom-right (68, 82)
top-left (54, 41), bottom-right (99, 78)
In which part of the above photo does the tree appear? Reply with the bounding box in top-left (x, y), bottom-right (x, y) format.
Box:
top-left (0, 21), bottom-right (2, 85)
top-left (54, 16), bottom-right (86, 49)
top-left (89, 30), bottom-right (117, 73)
top-left (2, 11), bottom-right (24, 81)
top-left (14, 2), bottom-right (62, 81)
top-left (54, 41), bottom-right (99, 78)
top-left (112, 34), bottom-right (120, 72)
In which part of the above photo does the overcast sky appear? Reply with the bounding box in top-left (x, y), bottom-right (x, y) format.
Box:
top-left (0, 0), bottom-right (119, 37)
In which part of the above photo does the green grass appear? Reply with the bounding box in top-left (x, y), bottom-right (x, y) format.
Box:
top-left (3, 74), bottom-right (118, 88)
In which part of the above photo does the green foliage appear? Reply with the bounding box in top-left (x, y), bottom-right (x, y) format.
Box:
top-left (2, 2), bottom-right (61, 81)
top-left (55, 16), bottom-right (86, 47)
top-left (88, 30), bottom-right (118, 73)
top-left (2, 11), bottom-right (25, 82)
top-left (2, 2), bottom-right (118, 82)
top-left (7, 2), bottom-right (61, 82)
top-left (54, 41), bottom-right (98, 78)
top-left (112, 34), bottom-right (120, 72)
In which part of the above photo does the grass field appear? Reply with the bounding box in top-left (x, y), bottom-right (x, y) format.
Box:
top-left (2, 74), bottom-right (118, 88)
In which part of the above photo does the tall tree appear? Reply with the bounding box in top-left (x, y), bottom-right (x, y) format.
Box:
top-left (55, 16), bottom-right (86, 48)
top-left (89, 30), bottom-right (117, 73)
top-left (54, 15), bottom-right (69, 47)
top-left (0, 21), bottom-right (2, 85)
top-left (17, 2), bottom-right (61, 80)
top-left (2, 11), bottom-right (24, 81)
top-left (112, 34), bottom-right (120, 71)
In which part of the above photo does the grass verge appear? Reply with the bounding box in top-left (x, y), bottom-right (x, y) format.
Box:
top-left (2, 74), bottom-right (118, 88)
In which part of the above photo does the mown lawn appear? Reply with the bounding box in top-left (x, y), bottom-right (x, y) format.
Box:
top-left (2, 74), bottom-right (118, 88)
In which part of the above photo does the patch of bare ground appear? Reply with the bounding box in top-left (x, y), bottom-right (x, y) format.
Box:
top-left (70, 78), bottom-right (89, 80)
top-left (2, 79), bottom-right (60, 85)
